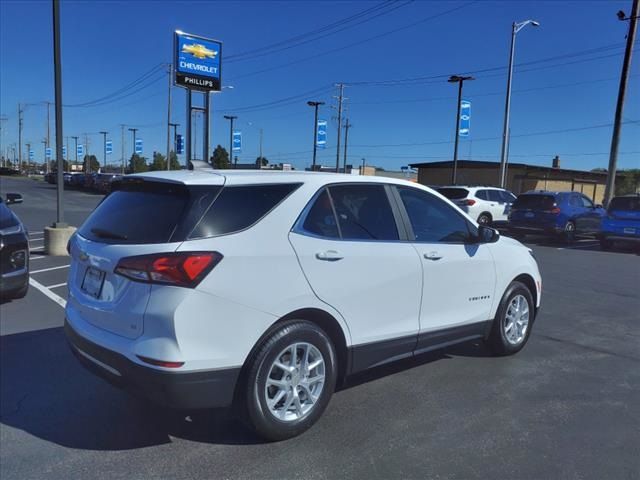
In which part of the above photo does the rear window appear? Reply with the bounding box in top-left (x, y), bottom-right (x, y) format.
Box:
top-left (189, 183), bottom-right (301, 239)
top-left (79, 180), bottom-right (220, 244)
top-left (512, 194), bottom-right (556, 211)
top-left (437, 188), bottom-right (469, 200)
top-left (609, 197), bottom-right (640, 212)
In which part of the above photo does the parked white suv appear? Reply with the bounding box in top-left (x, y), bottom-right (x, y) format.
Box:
top-left (437, 186), bottom-right (517, 225)
top-left (65, 171), bottom-right (541, 440)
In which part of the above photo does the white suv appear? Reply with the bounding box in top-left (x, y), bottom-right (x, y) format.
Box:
top-left (65, 171), bottom-right (541, 440)
top-left (437, 186), bottom-right (517, 225)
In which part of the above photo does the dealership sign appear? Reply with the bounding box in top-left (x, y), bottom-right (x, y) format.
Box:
top-left (175, 31), bottom-right (222, 91)
top-left (316, 120), bottom-right (327, 148)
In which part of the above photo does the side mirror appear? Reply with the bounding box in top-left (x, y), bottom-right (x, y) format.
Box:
top-left (5, 193), bottom-right (23, 205)
top-left (478, 225), bottom-right (500, 243)
top-left (595, 204), bottom-right (603, 209)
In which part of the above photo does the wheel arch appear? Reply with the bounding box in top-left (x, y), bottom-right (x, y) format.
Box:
top-left (478, 211), bottom-right (492, 222)
top-left (512, 273), bottom-right (538, 315)
top-left (234, 308), bottom-right (350, 404)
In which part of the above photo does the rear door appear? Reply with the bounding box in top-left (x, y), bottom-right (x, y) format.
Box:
top-left (393, 186), bottom-right (496, 344)
top-left (68, 179), bottom-right (222, 339)
top-left (289, 184), bottom-right (422, 368)
top-left (487, 189), bottom-right (509, 222)
top-left (577, 194), bottom-right (603, 233)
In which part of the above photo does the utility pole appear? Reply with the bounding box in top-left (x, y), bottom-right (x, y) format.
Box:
top-left (604, 0), bottom-right (639, 206)
top-left (128, 128), bottom-right (138, 156)
top-left (224, 115), bottom-right (237, 167)
top-left (343, 119), bottom-right (352, 173)
top-left (448, 75), bottom-right (475, 185)
top-left (334, 83), bottom-right (345, 173)
top-left (25, 142), bottom-right (31, 171)
top-left (169, 122), bottom-right (179, 170)
top-left (166, 63), bottom-right (172, 165)
top-left (84, 133), bottom-right (90, 172)
top-left (71, 136), bottom-right (78, 168)
top-left (65, 136), bottom-right (69, 169)
top-left (0, 115), bottom-right (7, 168)
top-left (259, 128), bottom-right (263, 160)
top-left (120, 125), bottom-right (125, 174)
top-left (361, 157), bottom-right (366, 174)
top-left (307, 100), bottom-right (324, 170)
top-left (45, 102), bottom-right (51, 173)
top-left (42, 139), bottom-right (47, 168)
top-left (99, 131), bottom-right (108, 172)
top-left (18, 104), bottom-right (23, 171)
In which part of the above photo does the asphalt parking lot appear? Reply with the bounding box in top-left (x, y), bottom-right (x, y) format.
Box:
top-left (1, 176), bottom-right (639, 480)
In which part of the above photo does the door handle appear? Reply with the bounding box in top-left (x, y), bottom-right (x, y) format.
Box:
top-left (424, 251), bottom-right (443, 261)
top-left (316, 250), bottom-right (344, 261)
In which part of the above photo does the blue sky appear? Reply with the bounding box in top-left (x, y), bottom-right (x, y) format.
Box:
top-left (1, 0), bottom-right (638, 172)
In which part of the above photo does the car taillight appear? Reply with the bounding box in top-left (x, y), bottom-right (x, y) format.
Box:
top-left (550, 207), bottom-right (561, 214)
top-left (115, 251), bottom-right (222, 287)
top-left (137, 355), bottom-right (184, 368)
top-left (459, 199), bottom-right (476, 206)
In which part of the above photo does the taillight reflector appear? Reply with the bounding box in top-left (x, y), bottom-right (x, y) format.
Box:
top-left (458, 199), bottom-right (476, 206)
top-left (115, 251), bottom-right (222, 287)
top-left (137, 355), bottom-right (184, 368)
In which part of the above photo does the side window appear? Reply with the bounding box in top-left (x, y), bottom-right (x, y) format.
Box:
top-left (488, 190), bottom-right (504, 202)
top-left (475, 190), bottom-right (488, 200)
top-left (581, 195), bottom-right (594, 208)
top-left (569, 194), bottom-right (582, 208)
top-left (328, 184), bottom-right (399, 241)
top-left (301, 189), bottom-right (339, 239)
top-left (189, 184), bottom-right (300, 239)
top-left (398, 187), bottom-right (474, 243)
top-left (501, 191), bottom-right (517, 203)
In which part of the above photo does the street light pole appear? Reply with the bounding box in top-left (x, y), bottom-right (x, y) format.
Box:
top-left (71, 136), bottom-right (78, 168)
top-left (169, 122), bottom-right (179, 170)
top-left (99, 131), bottom-right (107, 171)
top-left (307, 101), bottom-right (324, 170)
top-left (224, 115), bottom-right (237, 168)
top-left (448, 75), bottom-right (475, 185)
top-left (128, 128), bottom-right (138, 156)
top-left (52, 0), bottom-right (65, 226)
top-left (498, 19), bottom-right (540, 188)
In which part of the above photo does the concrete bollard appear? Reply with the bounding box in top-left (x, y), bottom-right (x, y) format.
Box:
top-left (44, 225), bottom-right (77, 256)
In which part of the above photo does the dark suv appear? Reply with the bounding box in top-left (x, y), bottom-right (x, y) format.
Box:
top-left (508, 191), bottom-right (606, 242)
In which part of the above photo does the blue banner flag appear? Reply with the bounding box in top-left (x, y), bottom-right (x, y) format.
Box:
top-left (232, 131), bottom-right (242, 152)
top-left (77, 144), bottom-right (84, 158)
top-left (176, 134), bottom-right (185, 154)
top-left (316, 120), bottom-right (327, 148)
top-left (459, 100), bottom-right (471, 137)
top-left (135, 139), bottom-right (143, 155)
top-left (45, 147), bottom-right (52, 159)
top-left (29, 150), bottom-right (34, 161)
top-left (106, 140), bottom-right (113, 155)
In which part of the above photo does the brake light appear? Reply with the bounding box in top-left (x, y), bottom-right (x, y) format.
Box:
top-left (549, 207), bottom-right (561, 214)
top-left (115, 251), bottom-right (222, 287)
top-left (459, 199), bottom-right (476, 206)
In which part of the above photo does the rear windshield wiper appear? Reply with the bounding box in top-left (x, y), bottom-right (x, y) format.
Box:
top-left (90, 227), bottom-right (128, 240)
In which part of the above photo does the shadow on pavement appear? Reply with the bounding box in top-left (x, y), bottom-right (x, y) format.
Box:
top-left (0, 326), bottom-right (494, 450)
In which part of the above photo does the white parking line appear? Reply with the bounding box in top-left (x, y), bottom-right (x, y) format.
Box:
top-left (29, 237), bottom-right (44, 242)
top-left (31, 265), bottom-right (70, 274)
top-left (28, 231), bottom-right (44, 236)
top-left (47, 282), bottom-right (67, 289)
top-left (29, 256), bottom-right (46, 261)
top-left (29, 277), bottom-right (67, 308)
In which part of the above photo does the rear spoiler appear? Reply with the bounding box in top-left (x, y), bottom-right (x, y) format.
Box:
top-left (188, 160), bottom-right (213, 171)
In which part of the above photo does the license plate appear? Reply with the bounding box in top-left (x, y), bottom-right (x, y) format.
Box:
top-left (81, 267), bottom-right (105, 299)
top-left (624, 227), bottom-right (635, 234)
top-left (525, 212), bottom-right (535, 218)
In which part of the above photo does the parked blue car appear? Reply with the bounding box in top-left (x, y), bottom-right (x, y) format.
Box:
top-left (598, 194), bottom-right (640, 250)
top-left (508, 191), bottom-right (606, 242)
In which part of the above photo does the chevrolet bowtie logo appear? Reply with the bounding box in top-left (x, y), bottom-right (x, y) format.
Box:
top-left (182, 43), bottom-right (217, 60)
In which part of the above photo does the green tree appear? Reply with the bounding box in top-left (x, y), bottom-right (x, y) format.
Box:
top-left (82, 154), bottom-right (100, 172)
top-left (48, 159), bottom-right (71, 171)
top-left (128, 153), bottom-right (148, 173)
top-left (211, 144), bottom-right (230, 169)
top-left (615, 169), bottom-right (640, 196)
top-left (168, 150), bottom-right (181, 170)
top-left (256, 156), bottom-right (269, 167)
top-left (150, 152), bottom-right (167, 171)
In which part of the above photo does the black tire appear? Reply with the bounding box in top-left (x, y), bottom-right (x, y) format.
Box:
top-left (242, 320), bottom-right (337, 441)
top-left (600, 237), bottom-right (614, 251)
top-left (487, 281), bottom-right (535, 356)
top-left (560, 220), bottom-right (576, 244)
top-left (477, 213), bottom-right (492, 225)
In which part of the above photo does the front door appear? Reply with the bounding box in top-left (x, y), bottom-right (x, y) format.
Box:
top-left (393, 186), bottom-right (497, 352)
top-left (289, 184), bottom-right (423, 372)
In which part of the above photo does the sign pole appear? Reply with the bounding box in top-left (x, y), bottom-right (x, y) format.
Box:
top-left (203, 92), bottom-right (210, 163)
top-left (186, 89), bottom-right (192, 165)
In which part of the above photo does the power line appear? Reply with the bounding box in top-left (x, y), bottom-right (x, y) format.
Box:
top-left (229, 1), bottom-right (477, 81)
top-left (227, 1), bottom-right (413, 63)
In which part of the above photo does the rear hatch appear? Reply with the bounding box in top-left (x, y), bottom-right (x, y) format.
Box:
top-left (604, 196), bottom-right (640, 235)
top-left (510, 194), bottom-right (559, 226)
top-left (68, 177), bottom-right (223, 339)
top-left (437, 187), bottom-right (471, 208)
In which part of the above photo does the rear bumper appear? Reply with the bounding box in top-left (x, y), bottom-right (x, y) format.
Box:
top-left (600, 233), bottom-right (640, 243)
top-left (508, 224), bottom-right (562, 235)
top-left (65, 320), bottom-right (241, 409)
top-left (0, 268), bottom-right (28, 296)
